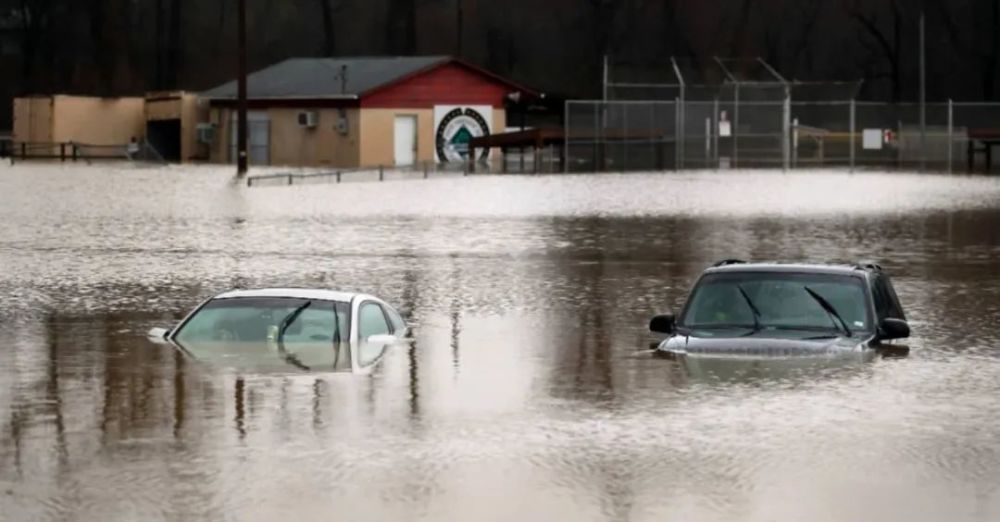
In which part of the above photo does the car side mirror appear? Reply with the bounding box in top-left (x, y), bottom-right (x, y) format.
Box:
top-left (649, 314), bottom-right (676, 334)
top-left (147, 327), bottom-right (170, 345)
top-left (878, 318), bottom-right (910, 340)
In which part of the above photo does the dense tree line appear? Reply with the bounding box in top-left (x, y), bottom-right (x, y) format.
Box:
top-left (1, 0), bottom-right (998, 128)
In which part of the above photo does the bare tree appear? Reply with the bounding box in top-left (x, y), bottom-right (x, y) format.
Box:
top-left (758, 0), bottom-right (823, 79)
top-left (15, 0), bottom-right (55, 93)
top-left (845, 0), bottom-right (905, 101)
top-left (589, 0), bottom-right (624, 59)
top-left (386, 0), bottom-right (416, 55)
top-left (934, 0), bottom-right (1000, 100)
top-left (663, 0), bottom-right (694, 59)
top-left (316, 0), bottom-right (338, 56)
top-left (167, 0), bottom-right (182, 89)
top-left (727, 0), bottom-right (753, 58)
top-left (86, 0), bottom-right (121, 95)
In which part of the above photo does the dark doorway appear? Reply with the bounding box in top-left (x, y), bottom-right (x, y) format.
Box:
top-left (147, 119), bottom-right (182, 162)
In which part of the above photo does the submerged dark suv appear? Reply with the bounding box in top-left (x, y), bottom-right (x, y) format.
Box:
top-left (649, 260), bottom-right (910, 357)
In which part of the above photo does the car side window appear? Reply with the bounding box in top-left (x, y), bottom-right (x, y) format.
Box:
top-left (871, 278), bottom-right (889, 320)
top-left (383, 306), bottom-right (406, 334)
top-left (358, 302), bottom-right (391, 339)
top-left (872, 275), bottom-right (904, 320)
top-left (879, 276), bottom-right (906, 320)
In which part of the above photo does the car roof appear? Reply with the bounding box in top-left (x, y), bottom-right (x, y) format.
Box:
top-left (704, 262), bottom-right (877, 278)
top-left (211, 288), bottom-right (363, 303)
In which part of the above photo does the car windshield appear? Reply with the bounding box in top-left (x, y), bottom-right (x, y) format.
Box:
top-left (174, 297), bottom-right (350, 346)
top-left (680, 272), bottom-right (871, 333)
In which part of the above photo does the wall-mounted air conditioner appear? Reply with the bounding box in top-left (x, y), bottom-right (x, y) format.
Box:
top-left (297, 110), bottom-right (318, 128)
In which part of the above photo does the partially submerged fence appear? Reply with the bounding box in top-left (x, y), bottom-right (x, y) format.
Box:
top-left (245, 159), bottom-right (529, 188)
top-left (7, 140), bottom-right (166, 164)
top-left (564, 100), bottom-right (1000, 173)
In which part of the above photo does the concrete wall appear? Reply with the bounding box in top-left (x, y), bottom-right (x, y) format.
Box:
top-left (205, 105), bottom-right (506, 168)
top-left (209, 107), bottom-right (361, 167)
top-left (359, 108), bottom-right (433, 167)
top-left (12, 97), bottom-right (54, 145)
top-left (269, 108), bottom-right (360, 167)
top-left (359, 107), bottom-right (506, 167)
top-left (50, 96), bottom-right (145, 145)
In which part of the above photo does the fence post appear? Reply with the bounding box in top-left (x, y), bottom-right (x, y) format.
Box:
top-left (60, 143), bottom-right (66, 162)
top-left (849, 99), bottom-right (856, 173)
top-left (705, 117), bottom-right (711, 167)
top-left (21, 142), bottom-right (26, 159)
top-left (593, 103), bottom-right (600, 172)
top-left (713, 97), bottom-right (720, 170)
top-left (792, 118), bottom-right (799, 168)
top-left (602, 54), bottom-right (609, 101)
top-left (648, 102), bottom-right (658, 171)
top-left (379, 165), bottom-right (384, 181)
top-left (623, 102), bottom-right (629, 173)
top-left (733, 84), bottom-right (740, 169)
top-left (288, 174), bottom-right (294, 185)
top-left (675, 98), bottom-right (681, 171)
top-left (947, 99), bottom-right (954, 174)
top-left (564, 100), bottom-right (570, 173)
top-left (337, 170), bottom-right (341, 183)
top-left (782, 87), bottom-right (791, 172)
top-left (423, 161), bottom-right (429, 179)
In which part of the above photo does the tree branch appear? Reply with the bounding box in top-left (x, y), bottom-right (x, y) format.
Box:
top-left (845, 1), bottom-right (894, 65)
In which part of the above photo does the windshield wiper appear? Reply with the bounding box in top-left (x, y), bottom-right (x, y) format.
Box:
top-left (332, 303), bottom-right (341, 344)
top-left (275, 301), bottom-right (313, 371)
top-left (736, 284), bottom-right (762, 332)
top-left (803, 287), bottom-right (852, 337)
top-left (278, 301), bottom-right (313, 340)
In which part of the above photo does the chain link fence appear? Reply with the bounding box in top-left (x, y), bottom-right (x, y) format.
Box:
top-left (565, 99), bottom-right (1000, 173)
top-left (583, 57), bottom-right (999, 173)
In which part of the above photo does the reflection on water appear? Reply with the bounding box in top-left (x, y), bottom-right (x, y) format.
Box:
top-left (2, 164), bottom-right (1000, 521)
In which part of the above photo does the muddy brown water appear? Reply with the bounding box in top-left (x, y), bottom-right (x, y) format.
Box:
top-left (2, 165), bottom-right (1000, 521)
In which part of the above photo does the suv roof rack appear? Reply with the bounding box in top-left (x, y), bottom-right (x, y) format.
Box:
top-left (854, 261), bottom-right (883, 272)
top-left (712, 259), bottom-right (747, 268)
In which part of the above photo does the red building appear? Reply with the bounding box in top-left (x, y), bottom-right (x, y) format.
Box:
top-left (201, 56), bottom-right (537, 168)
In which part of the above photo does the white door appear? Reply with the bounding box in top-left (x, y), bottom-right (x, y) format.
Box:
top-left (394, 115), bottom-right (417, 166)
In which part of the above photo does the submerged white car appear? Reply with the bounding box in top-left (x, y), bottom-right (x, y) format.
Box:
top-left (148, 289), bottom-right (409, 372)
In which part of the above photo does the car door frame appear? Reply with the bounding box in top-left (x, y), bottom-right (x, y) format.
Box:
top-left (350, 295), bottom-right (399, 343)
top-left (868, 273), bottom-right (905, 323)
top-left (349, 295), bottom-right (403, 373)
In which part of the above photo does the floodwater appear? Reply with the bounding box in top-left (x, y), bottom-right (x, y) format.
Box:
top-left (2, 164), bottom-right (1000, 522)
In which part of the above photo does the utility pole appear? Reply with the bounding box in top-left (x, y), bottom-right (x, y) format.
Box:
top-left (456, 0), bottom-right (463, 58)
top-left (155, 0), bottom-right (165, 89)
top-left (237, 0), bottom-right (249, 176)
top-left (919, 7), bottom-right (927, 170)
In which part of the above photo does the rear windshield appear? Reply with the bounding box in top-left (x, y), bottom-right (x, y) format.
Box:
top-left (680, 272), bottom-right (872, 332)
